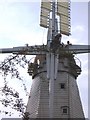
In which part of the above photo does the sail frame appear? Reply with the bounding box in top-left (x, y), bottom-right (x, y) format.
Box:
top-left (40, 0), bottom-right (52, 28)
top-left (57, 0), bottom-right (71, 36)
top-left (40, 0), bottom-right (71, 36)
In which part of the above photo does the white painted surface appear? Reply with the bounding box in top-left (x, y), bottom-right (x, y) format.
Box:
top-left (26, 56), bottom-right (85, 118)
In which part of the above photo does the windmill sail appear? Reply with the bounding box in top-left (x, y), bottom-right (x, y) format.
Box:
top-left (40, 0), bottom-right (52, 28)
top-left (40, 0), bottom-right (71, 36)
top-left (57, 0), bottom-right (71, 36)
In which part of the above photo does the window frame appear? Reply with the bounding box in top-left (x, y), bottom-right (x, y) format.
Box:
top-left (61, 106), bottom-right (69, 115)
top-left (60, 83), bottom-right (66, 89)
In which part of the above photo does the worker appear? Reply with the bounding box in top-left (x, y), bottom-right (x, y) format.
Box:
top-left (67, 41), bottom-right (72, 45)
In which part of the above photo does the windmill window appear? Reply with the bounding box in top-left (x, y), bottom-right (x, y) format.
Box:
top-left (63, 108), bottom-right (67, 113)
top-left (61, 106), bottom-right (68, 114)
top-left (60, 83), bottom-right (65, 89)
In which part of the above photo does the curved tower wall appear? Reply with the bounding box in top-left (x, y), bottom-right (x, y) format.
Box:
top-left (26, 55), bottom-right (85, 118)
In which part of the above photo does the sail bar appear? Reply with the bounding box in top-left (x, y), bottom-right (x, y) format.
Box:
top-left (57, 0), bottom-right (71, 36)
top-left (40, 0), bottom-right (52, 28)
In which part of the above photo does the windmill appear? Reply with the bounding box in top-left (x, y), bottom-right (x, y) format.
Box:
top-left (0, 0), bottom-right (89, 118)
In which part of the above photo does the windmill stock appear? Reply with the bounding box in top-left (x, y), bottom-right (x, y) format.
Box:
top-left (0, 0), bottom-right (89, 119)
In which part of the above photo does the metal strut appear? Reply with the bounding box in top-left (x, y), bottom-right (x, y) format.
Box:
top-left (0, 45), bottom-right (47, 55)
top-left (0, 45), bottom-right (90, 55)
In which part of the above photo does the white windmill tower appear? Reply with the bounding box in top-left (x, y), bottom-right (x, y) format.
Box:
top-left (0, 0), bottom-right (89, 119)
top-left (25, 0), bottom-right (85, 118)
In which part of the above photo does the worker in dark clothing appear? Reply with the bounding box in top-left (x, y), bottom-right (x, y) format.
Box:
top-left (50, 33), bottom-right (62, 52)
top-left (67, 41), bottom-right (72, 45)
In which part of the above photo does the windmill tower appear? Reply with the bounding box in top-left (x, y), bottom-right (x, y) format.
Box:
top-left (26, 0), bottom-right (84, 118)
top-left (0, 0), bottom-right (89, 119)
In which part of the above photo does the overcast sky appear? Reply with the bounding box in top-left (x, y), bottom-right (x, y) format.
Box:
top-left (0, 0), bottom-right (88, 119)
